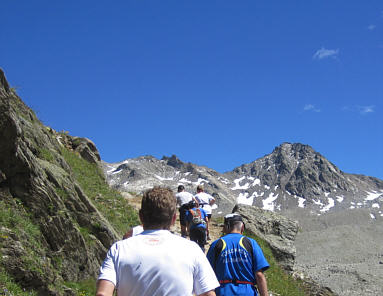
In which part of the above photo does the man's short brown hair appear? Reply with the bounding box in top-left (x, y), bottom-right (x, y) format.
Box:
top-left (140, 187), bottom-right (176, 230)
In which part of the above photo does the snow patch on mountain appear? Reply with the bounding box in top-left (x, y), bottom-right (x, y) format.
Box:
top-left (262, 193), bottom-right (279, 211)
top-left (194, 178), bottom-right (209, 185)
top-left (155, 175), bottom-right (174, 181)
top-left (237, 192), bottom-right (253, 205)
top-left (365, 190), bottom-right (383, 201)
top-left (320, 198), bottom-right (335, 213)
top-left (179, 178), bottom-right (192, 184)
top-left (296, 196), bottom-right (305, 208)
top-left (231, 176), bottom-right (250, 190)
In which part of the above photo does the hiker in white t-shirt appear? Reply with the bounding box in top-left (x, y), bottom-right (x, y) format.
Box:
top-left (194, 184), bottom-right (215, 241)
top-left (96, 187), bottom-right (219, 296)
top-left (176, 185), bottom-right (196, 237)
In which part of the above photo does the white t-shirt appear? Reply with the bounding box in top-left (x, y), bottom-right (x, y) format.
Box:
top-left (176, 191), bottom-right (194, 207)
top-left (98, 230), bottom-right (219, 296)
top-left (194, 192), bottom-right (215, 215)
top-left (131, 225), bottom-right (144, 236)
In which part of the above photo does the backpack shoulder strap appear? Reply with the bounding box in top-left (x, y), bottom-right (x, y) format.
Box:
top-left (213, 238), bottom-right (226, 269)
top-left (239, 236), bottom-right (254, 264)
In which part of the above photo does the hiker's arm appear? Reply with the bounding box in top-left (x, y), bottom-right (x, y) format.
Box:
top-left (255, 271), bottom-right (269, 296)
top-left (198, 290), bottom-right (216, 296)
top-left (96, 279), bottom-right (115, 296)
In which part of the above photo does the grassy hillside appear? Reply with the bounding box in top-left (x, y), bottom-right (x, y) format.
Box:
top-left (0, 146), bottom-right (139, 295)
top-left (60, 148), bottom-right (140, 235)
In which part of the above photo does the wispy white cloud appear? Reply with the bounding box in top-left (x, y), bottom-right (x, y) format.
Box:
top-left (304, 104), bottom-right (321, 112)
top-left (342, 105), bottom-right (375, 115)
top-left (358, 105), bottom-right (375, 115)
top-left (313, 47), bottom-right (339, 60)
top-left (368, 24), bottom-right (376, 30)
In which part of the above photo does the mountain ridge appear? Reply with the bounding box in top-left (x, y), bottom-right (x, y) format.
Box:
top-left (103, 143), bottom-right (383, 219)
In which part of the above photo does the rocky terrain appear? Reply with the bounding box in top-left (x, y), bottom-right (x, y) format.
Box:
top-left (0, 70), bottom-right (122, 294)
top-left (103, 145), bottom-right (383, 295)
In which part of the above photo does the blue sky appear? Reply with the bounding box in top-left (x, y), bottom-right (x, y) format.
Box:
top-left (1, 1), bottom-right (382, 179)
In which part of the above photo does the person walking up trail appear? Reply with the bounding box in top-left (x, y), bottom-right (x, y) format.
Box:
top-left (206, 213), bottom-right (269, 296)
top-left (186, 200), bottom-right (208, 251)
top-left (175, 185), bottom-right (196, 237)
top-left (194, 185), bottom-right (215, 240)
top-left (96, 187), bottom-right (219, 296)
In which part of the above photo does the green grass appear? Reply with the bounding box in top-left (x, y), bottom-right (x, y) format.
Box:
top-left (0, 200), bottom-right (44, 296)
top-left (60, 148), bottom-right (140, 235)
top-left (64, 278), bottom-right (96, 296)
top-left (37, 148), bottom-right (55, 162)
top-left (245, 231), bottom-right (306, 296)
top-left (0, 199), bottom-right (42, 248)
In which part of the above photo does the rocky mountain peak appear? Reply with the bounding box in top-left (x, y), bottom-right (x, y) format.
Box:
top-left (162, 154), bottom-right (185, 169)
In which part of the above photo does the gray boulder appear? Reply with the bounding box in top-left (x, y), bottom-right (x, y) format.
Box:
top-left (233, 204), bottom-right (299, 271)
top-left (71, 136), bottom-right (101, 164)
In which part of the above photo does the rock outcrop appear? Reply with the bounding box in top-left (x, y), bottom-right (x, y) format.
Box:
top-left (233, 204), bottom-right (299, 271)
top-left (0, 69), bottom-right (119, 295)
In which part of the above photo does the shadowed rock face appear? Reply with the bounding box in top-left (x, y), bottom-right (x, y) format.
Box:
top-left (0, 70), bottom-right (119, 294)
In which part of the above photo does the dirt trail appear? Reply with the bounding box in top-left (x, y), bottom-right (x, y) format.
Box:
top-left (126, 194), bottom-right (223, 252)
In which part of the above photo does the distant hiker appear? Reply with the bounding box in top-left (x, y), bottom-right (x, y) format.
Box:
top-left (122, 224), bottom-right (143, 239)
top-left (186, 200), bottom-right (208, 252)
top-left (96, 187), bottom-right (219, 296)
top-left (206, 213), bottom-right (270, 296)
top-left (176, 184), bottom-right (196, 237)
top-left (194, 184), bottom-right (215, 240)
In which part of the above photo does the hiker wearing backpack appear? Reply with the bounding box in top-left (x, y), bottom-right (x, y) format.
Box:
top-left (206, 213), bottom-right (270, 296)
top-left (194, 184), bottom-right (215, 240)
top-left (96, 187), bottom-right (219, 296)
top-left (186, 200), bottom-right (208, 251)
top-left (176, 185), bottom-right (197, 238)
